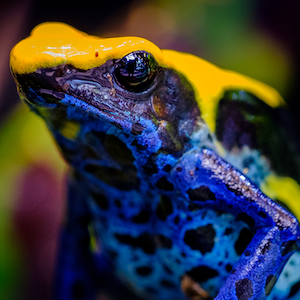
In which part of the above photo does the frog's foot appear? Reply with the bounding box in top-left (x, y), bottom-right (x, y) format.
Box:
top-left (181, 275), bottom-right (212, 300)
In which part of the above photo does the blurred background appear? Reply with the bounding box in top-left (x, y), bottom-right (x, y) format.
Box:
top-left (0, 0), bottom-right (300, 299)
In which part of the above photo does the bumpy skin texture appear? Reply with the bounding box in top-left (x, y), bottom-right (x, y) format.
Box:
top-left (10, 23), bottom-right (300, 300)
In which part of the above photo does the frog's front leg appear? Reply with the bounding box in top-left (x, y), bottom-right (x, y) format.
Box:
top-left (54, 173), bottom-right (97, 300)
top-left (172, 148), bottom-right (300, 300)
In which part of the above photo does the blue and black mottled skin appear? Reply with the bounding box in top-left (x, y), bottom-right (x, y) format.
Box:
top-left (13, 52), bottom-right (300, 300)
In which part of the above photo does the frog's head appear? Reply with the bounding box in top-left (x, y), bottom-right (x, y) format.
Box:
top-left (10, 23), bottom-right (204, 154)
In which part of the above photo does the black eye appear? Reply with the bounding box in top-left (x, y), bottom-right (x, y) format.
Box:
top-left (113, 51), bottom-right (158, 92)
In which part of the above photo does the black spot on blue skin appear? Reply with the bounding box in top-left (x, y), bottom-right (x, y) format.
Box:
top-left (131, 209), bottom-right (150, 223)
top-left (235, 278), bottom-right (253, 300)
top-left (155, 234), bottom-right (173, 249)
top-left (160, 280), bottom-right (176, 288)
top-left (156, 195), bottom-right (173, 220)
top-left (237, 213), bottom-right (255, 228)
top-left (142, 155), bottom-right (158, 175)
top-left (114, 233), bottom-right (155, 254)
top-left (71, 280), bottom-right (86, 300)
top-left (163, 164), bottom-right (172, 172)
top-left (186, 265), bottom-right (219, 283)
top-left (265, 275), bottom-right (277, 296)
top-left (131, 139), bottom-right (148, 151)
top-left (258, 211), bottom-right (268, 218)
top-left (187, 186), bottom-right (216, 201)
top-left (176, 167), bottom-right (183, 172)
top-left (226, 185), bottom-right (243, 196)
top-left (174, 216), bottom-right (180, 225)
top-left (84, 164), bottom-right (139, 191)
top-left (288, 280), bottom-right (300, 298)
top-left (90, 191), bottom-right (109, 210)
top-left (244, 250), bottom-right (251, 257)
top-left (235, 228), bottom-right (253, 255)
top-left (155, 177), bottom-right (174, 191)
top-left (280, 240), bottom-right (298, 256)
top-left (224, 228), bottom-right (233, 235)
top-left (104, 135), bottom-right (135, 164)
top-left (114, 199), bottom-right (121, 208)
top-left (136, 266), bottom-right (153, 276)
top-left (184, 224), bottom-right (216, 255)
top-left (186, 216), bottom-right (192, 221)
top-left (226, 264), bottom-right (233, 272)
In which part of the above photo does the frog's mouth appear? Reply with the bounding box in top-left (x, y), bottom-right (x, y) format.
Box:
top-left (13, 65), bottom-right (158, 134)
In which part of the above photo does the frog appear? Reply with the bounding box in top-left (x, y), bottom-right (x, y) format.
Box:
top-left (9, 22), bottom-right (300, 300)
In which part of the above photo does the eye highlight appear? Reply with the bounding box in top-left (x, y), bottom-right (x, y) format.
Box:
top-left (113, 51), bottom-right (159, 92)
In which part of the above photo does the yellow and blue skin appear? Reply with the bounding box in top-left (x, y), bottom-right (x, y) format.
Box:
top-left (10, 23), bottom-right (300, 300)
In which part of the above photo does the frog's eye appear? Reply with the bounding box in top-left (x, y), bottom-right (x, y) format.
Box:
top-left (113, 51), bottom-right (158, 92)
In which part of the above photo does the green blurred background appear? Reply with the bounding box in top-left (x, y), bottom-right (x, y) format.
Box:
top-left (0, 0), bottom-right (300, 299)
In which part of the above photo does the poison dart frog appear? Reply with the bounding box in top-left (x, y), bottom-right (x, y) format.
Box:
top-left (10, 23), bottom-right (300, 300)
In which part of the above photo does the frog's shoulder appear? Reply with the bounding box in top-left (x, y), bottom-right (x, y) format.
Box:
top-left (161, 50), bottom-right (285, 133)
top-left (161, 51), bottom-right (300, 221)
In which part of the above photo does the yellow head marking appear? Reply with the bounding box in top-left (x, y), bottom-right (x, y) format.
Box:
top-left (162, 50), bottom-right (285, 133)
top-left (10, 22), bottom-right (168, 75)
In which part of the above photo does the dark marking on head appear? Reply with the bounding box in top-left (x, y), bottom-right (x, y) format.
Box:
top-left (186, 265), bottom-right (219, 283)
top-left (237, 213), bottom-right (255, 228)
top-left (235, 278), bottom-right (253, 300)
top-left (187, 186), bottom-right (216, 202)
top-left (90, 191), bottom-right (109, 210)
top-left (131, 209), bottom-right (150, 223)
top-left (288, 280), bottom-right (300, 298)
top-left (280, 240), bottom-right (298, 256)
top-left (184, 224), bottom-right (216, 255)
top-left (84, 164), bottom-right (139, 190)
top-left (265, 275), bottom-right (277, 296)
top-left (234, 228), bottom-right (253, 255)
top-left (244, 250), bottom-right (251, 257)
top-left (136, 266), bottom-right (153, 276)
top-left (114, 233), bottom-right (155, 254)
top-left (156, 195), bottom-right (173, 221)
top-left (155, 176), bottom-right (174, 191)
